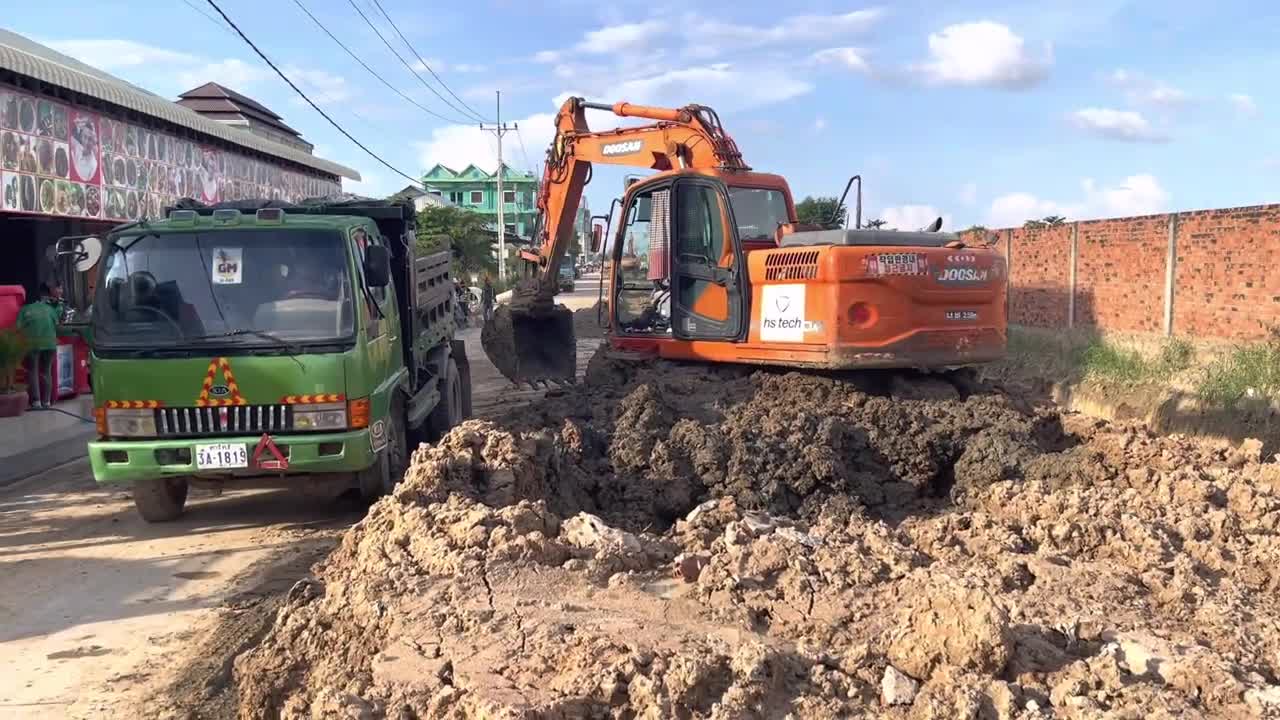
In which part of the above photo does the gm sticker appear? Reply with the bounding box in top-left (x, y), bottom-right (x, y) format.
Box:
top-left (760, 284), bottom-right (819, 342)
top-left (601, 140), bottom-right (643, 156)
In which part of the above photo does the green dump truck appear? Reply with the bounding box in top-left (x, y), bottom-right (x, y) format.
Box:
top-left (63, 198), bottom-right (471, 522)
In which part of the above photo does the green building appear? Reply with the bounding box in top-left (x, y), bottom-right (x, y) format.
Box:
top-left (422, 163), bottom-right (540, 238)
top-left (422, 162), bottom-right (591, 247)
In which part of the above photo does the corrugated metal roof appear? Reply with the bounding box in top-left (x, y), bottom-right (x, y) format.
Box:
top-left (0, 30), bottom-right (360, 181)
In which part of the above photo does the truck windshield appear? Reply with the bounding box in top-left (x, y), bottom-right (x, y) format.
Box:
top-left (728, 187), bottom-right (790, 242)
top-left (93, 229), bottom-right (355, 347)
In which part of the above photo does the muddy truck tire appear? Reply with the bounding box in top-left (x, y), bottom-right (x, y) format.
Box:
top-left (132, 477), bottom-right (189, 522)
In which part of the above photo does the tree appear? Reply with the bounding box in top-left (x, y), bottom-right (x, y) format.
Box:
top-left (1042, 215), bottom-right (1067, 226)
top-left (863, 218), bottom-right (888, 229)
top-left (795, 196), bottom-right (847, 228)
top-left (416, 205), bottom-right (497, 279)
top-left (1022, 219), bottom-right (1046, 230)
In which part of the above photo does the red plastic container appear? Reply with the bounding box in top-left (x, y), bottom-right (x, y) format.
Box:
top-left (0, 285), bottom-right (25, 330)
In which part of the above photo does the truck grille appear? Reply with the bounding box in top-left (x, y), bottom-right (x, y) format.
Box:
top-left (154, 405), bottom-right (294, 437)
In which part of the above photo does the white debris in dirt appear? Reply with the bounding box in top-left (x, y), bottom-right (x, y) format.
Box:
top-left (560, 512), bottom-right (642, 554)
top-left (881, 665), bottom-right (920, 706)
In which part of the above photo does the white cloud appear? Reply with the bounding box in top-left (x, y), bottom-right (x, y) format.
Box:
top-left (687, 9), bottom-right (883, 57)
top-left (1229, 93), bottom-right (1258, 118)
top-left (343, 169), bottom-right (402, 199)
top-left (605, 65), bottom-right (812, 112)
top-left (416, 112), bottom-right (556, 177)
top-left (44, 38), bottom-right (197, 70)
top-left (814, 115), bottom-right (827, 132)
top-left (533, 50), bottom-right (561, 63)
top-left (1107, 69), bottom-right (1191, 108)
top-left (988, 192), bottom-right (1075, 227)
top-left (958, 182), bottom-right (978, 206)
top-left (987, 174), bottom-right (1169, 226)
top-left (1081, 174), bottom-right (1168, 217)
top-left (578, 20), bottom-right (666, 54)
top-left (1069, 107), bottom-right (1167, 142)
top-left (284, 67), bottom-right (355, 105)
top-left (409, 58), bottom-right (485, 74)
top-left (913, 21), bottom-right (1051, 89)
top-left (810, 47), bottom-right (870, 73)
top-left (176, 59), bottom-right (267, 92)
top-left (880, 205), bottom-right (952, 231)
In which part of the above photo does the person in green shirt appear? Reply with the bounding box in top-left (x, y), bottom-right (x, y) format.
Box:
top-left (17, 281), bottom-right (64, 409)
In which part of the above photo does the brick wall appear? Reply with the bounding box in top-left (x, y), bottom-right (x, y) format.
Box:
top-left (1008, 225), bottom-right (1072, 328)
top-left (996, 203), bottom-right (1280, 341)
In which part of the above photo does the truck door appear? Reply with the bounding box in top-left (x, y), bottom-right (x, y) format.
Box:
top-left (354, 226), bottom-right (400, 390)
top-left (669, 178), bottom-right (746, 341)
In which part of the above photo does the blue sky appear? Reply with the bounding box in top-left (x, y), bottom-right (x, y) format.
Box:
top-left (9, 0), bottom-right (1279, 230)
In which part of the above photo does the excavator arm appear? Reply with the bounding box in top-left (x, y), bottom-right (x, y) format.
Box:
top-left (482, 96), bottom-right (749, 385)
top-left (522, 97), bottom-right (748, 298)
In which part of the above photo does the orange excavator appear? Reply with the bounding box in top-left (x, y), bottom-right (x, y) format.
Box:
top-left (481, 96), bottom-right (1008, 384)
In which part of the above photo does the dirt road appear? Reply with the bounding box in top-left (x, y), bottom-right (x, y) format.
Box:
top-left (0, 282), bottom-right (602, 719)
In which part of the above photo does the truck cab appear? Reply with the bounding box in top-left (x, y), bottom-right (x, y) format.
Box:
top-left (75, 200), bottom-right (470, 521)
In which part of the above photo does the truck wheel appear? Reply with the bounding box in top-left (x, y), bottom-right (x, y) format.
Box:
top-left (359, 397), bottom-right (409, 500)
top-left (427, 357), bottom-right (463, 441)
top-left (133, 477), bottom-right (188, 522)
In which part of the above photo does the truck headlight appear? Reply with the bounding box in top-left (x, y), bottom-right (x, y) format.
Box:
top-left (105, 408), bottom-right (157, 437)
top-left (293, 402), bottom-right (348, 431)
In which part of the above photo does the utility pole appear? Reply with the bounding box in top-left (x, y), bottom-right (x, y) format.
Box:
top-left (481, 91), bottom-right (516, 282)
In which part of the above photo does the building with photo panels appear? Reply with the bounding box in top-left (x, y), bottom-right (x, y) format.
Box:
top-left (0, 28), bottom-right (359, 305)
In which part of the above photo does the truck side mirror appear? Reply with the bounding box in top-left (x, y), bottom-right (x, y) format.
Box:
top-left (363, 245), bottom-right (391, 288)
top-left (591, 225), bottom-right (602, 253)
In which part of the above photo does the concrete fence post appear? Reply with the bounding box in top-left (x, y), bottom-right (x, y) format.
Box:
top-left (1163, 213), bottom-right (1179, 336)
top-left (1006, 229), bottom-right (1014, 322)
top-left (1068, 222), bottom-right (1079, 329)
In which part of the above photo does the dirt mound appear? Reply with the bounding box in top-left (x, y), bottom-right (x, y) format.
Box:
top-left (235, 350), bottom-right (1280, 719)
top-left (573, 301), bottom-right (606, 339)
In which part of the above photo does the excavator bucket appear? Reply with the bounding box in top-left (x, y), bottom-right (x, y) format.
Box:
top-left (481, 303), bottom-right (576, 385)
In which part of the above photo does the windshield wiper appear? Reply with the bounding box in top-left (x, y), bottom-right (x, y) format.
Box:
top-left (189, 329), bottom-right (306, 366)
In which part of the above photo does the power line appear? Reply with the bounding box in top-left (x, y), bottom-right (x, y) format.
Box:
top-left (367, 0), bottom-right (491, 123)
top-left (291, 0), bottom-right (472, 127)
top-left (183, 0), bottom-right (393, 140)
top-left (204, 0), bottom-right (423, 188)
top-left (514, 126), bottom-right (534, 173)
top-left (343, 0), bottom-right (478, 124)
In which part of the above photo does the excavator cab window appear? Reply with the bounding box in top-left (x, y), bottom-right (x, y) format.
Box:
top-left (613, 184), bottom-right (671, 335)
top-left (669, 179), bottom-right (745, 341)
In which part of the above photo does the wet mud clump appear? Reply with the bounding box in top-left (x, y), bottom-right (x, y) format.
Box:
top-left (235, 350), bottom-right (1280, 719)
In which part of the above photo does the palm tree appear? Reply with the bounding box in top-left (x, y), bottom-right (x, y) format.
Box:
top-left (863, 218), bottom-right (888, 229)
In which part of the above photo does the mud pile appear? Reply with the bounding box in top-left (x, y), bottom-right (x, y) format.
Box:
top-left (235, 352), bottom-right (1280, 719)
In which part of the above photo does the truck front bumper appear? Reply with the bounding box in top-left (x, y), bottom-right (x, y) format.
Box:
top-left (88, 429), bottom-right (377, 485)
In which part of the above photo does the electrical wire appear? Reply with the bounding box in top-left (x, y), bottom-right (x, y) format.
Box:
top-left (514, 126), bottom-right (537, 173)
top-left (204, 0), bottom-right (424, 187)
top-left (181, 0), bottom-right (393, 141)
top-left (367, 0), bottom-right (491, 123)
top-left (291, 0), bottom-right (475, 127)
top-left (343, 0), bottom-right (476, 124)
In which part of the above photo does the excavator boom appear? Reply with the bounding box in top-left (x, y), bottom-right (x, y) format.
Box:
top-left (482, 96), bottom-right (750, 385)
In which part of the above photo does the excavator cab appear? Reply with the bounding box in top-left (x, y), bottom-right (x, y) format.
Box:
top-left (610, 174), bottom-right (747, 343)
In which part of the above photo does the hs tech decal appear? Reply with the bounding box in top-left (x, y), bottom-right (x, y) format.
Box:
top-left (760, 284), bottom-right (821, 342)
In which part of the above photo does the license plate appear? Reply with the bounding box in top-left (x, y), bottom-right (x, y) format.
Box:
top-left (945, 310), bottom-right (978, 321)
top-left (873, 253), bottom-right (920, 276)
top-left (195, 443), bottom-right (248, 469)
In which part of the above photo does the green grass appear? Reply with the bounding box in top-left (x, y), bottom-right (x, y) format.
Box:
top-left (1078, 342), bottom-right (1159, 384)
top-left (1196, 340), bottom-right (1280, 406)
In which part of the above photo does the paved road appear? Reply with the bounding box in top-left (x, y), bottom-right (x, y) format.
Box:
top-left (0, 279), bottom-right (602, 719)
